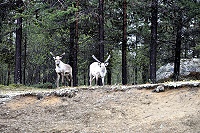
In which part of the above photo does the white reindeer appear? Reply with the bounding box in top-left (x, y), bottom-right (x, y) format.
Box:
top-left (50, 52), bottom-right (73, 87)
top-left (89, 55), bottom-right (110, 86)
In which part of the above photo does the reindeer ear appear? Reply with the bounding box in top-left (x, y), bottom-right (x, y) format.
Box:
top-left (105, 62), bottom-right (109, 66)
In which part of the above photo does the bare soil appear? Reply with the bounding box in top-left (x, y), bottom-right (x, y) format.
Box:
top-left (0, 86), bottom-right (200, 133)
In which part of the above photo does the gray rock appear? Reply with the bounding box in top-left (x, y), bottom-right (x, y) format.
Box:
top-left (156, 58), bottom-right (200, 81)
top-left (53, 88), bottom-right (78, 98)
top-left (152, 85), bottom-right (165, 93)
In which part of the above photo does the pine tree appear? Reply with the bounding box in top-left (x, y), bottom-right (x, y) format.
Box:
top-left (14, 0), bottom-right (23, 84)
top-left (150, 0), bottom-right (158, 83)
top-left (122, 0), bottom-right (127, 85)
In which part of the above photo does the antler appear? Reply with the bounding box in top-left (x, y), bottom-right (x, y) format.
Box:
top-left (92, 55), bottom-right (101, 63)
top-left (60, 52), bottom-right (65, 57)
top-left (105, 55), bottom-right (110, 63)
top-left (50, 52), bottom-right (55, 57)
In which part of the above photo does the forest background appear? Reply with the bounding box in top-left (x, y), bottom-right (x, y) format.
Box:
top-left (0, 0), bottom-right (200, 87)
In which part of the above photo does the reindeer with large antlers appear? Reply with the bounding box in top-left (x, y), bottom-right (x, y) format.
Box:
top-left (89, 55), bottom-right (111, 86)
top-left (50, 52), bottom-right (73, 87)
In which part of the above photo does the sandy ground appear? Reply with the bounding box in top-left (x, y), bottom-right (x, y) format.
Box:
top-left (0, 86), bottom-right (200, 133)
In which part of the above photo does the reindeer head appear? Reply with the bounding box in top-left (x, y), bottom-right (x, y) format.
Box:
top-left (92, 55), bottom-right (111, 68)
top-left (50, 52), bottom-right (65, 67)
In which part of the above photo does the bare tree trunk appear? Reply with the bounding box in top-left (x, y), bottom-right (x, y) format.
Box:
top-left (150, 0), bottom-right (158, 84)
top-left (98, 0), bottom-right (104, 86)
top-left (84, 74), bottom-right (86, 85)
top-left (99, 0), bottom-right (104, 62)
top-left (74, 0), bottom-right (79, 86)
top-left (122, 0), bottom-right (127, 85)
top-left (70, 22), bottom-right (75, 86)
top-left (23, 24), bottom-right (27, 85)
top-left (14, 0), bottom-right (23, 84)
top-left (107, 51), bottom-right (112, 85)
top-left (173, 11), bottom-right (183, 81)
top-left (38, 68), bottom-right (41, 83)
top-left (0, 19), bottom-right (2, 43)
top-left (69, 0), bottom-right (79, 86)
top-left (7, 63), bottom-right (11, 86)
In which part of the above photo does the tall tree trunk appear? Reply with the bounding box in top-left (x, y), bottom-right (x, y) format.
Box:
top-left (98, 0), bottom-right (104, 86)
top-left (70, 22), bottom-right (76, 86)
top-left (38, 68), bottom-right (41, 83)
top-left (134, 35), bottom-right (138, 85)
top-left (99, 0), bottom-right (104, 62)
top-left (150, 0), bottom-right (158, 84)
top-left (7, 63), bottom-right (11, 86)
top-left (14, 0), bottom-right (23, 84)
top-left (74, 0), bottom-right (79, 86)
top-left (122, 0), bottom-right (127, 85)
top-left (69, 0), bottom-right (79, 86)
top-left (7, 31), bottom-right (13, 85)
top-left (107, 51), bottom-right (112, 85)
top-left (173, 11), bottom-right (183, 81)
top-left (23, 25), bottom-right (27, 85)
top-left (84, 74), bottom-right (86, 85)
top-left (0, 19), bottom-right (2, 43)
top-left (0, 6), bottom-right (5, 44)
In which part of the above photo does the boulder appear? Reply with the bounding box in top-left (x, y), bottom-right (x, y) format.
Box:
top-left (152, 85), bottom-right (165, 93)
top-left (156, 58), bottom-right (200, 82)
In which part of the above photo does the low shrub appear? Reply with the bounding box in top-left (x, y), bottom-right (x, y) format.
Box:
top-left (31, 82), bottom-right (55, 89)
top-left (9, 84), bottom-right (24, 88)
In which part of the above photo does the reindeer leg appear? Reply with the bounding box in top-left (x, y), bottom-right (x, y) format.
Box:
top-left (61, 73), bottom-right (65, 87)
top-left (89, 73), bottom-right (93, 86)
top-left (70, 74), bottom-right (73, 87)
top-left (95, 75), bottom-right (98, 86)
top-left (65, 74), bottom-right (69, 86)
top-left (90, 73), bottom-right (96, 86)
top-left (102, 77), bottom-right (105, 86)
top-left (66, 74), bottom-right (72, 87)
top-left (56, 73), bottom-right (60, 88)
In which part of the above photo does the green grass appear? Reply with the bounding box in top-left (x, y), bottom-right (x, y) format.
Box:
top-left (0, 84), bottom-right (45, 91)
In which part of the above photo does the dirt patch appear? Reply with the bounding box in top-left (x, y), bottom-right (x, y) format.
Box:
top-left (0, 86), bottom-right (200, 132)
top-left (6, 96), bottom-right (38, 110)
top-left (6, 96), bottom-right (62, 110)
top-left (38, 96), bottom-right (62, 106)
